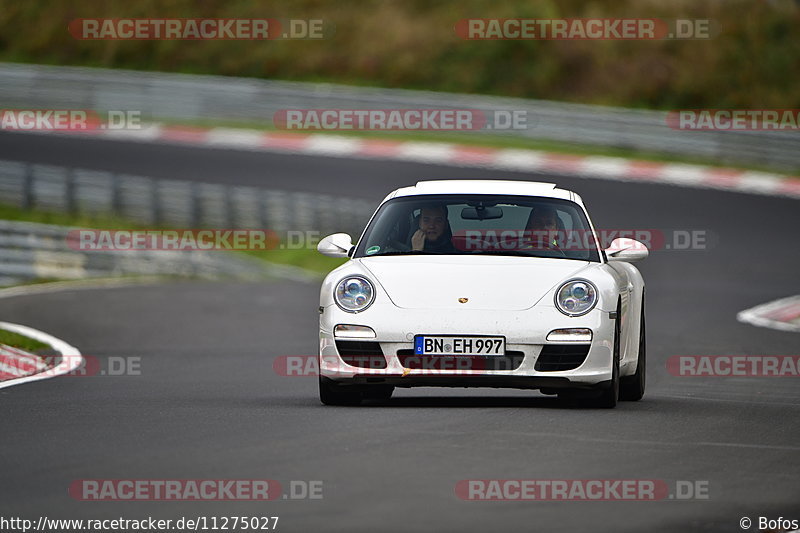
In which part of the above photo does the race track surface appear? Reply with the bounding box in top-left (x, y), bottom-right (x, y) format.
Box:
top-left (0, 131), bottom-right (798, 532)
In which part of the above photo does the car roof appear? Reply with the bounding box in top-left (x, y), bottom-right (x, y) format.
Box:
top-left (384, 180), bottom-right (580, 204)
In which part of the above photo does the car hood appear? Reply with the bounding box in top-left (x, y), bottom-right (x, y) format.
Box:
top-left (359, 256), bottom-right (591, 310)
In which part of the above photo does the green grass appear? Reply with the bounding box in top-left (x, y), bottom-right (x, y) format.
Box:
top-left (0, 329), bottom-right (50, 353)
top-left (242, 247), bottom-right (346, 276)
top-left (0, 204), bottom-right (346, 276)
top-left (0, 203), bottom-right (136, 228)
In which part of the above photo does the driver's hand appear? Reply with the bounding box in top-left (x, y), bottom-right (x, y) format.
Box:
top-left (411, 229), bottom-right (426, 251)
top-left (527, 231), bottom-right (558, 249)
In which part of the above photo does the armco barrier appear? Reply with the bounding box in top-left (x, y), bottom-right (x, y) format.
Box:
top-left (0, 158), bottom-right (375, 286)
top-left (0, 62), bottom-right (798, 170)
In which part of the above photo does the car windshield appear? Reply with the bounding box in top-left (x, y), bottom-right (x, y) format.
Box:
top-left (354, 194), bottom-right (601, 262)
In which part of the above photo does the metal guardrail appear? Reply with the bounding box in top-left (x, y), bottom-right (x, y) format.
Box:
top-left (1, 62), bottom-right (798, 170)
top-left (0, 159), bottom-right (374, 236)
top-left (0, 219), bottom-right (315, 287)
top-left (0, 158), bottom-right (376, 286)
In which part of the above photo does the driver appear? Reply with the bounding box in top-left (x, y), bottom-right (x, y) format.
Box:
top-left (411, 204), bottom-right (456, 253)
top-left (525, 205), bottom-right (561, 249)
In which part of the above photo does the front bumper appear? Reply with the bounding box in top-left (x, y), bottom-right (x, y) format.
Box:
top-left (319, 303), bottom-right (615, 390)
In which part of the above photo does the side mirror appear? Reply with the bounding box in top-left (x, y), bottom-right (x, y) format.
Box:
top-left (317, 233), bottom-right (354, 258)
top-left (605, 238), bottom-right (648, 262)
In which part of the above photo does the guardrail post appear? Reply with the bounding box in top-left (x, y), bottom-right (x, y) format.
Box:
top-left (258, 190), bottom-right (269, 231)
top-left (65, 168), bottom-right (76, 215)
top-left (225, 186), bottom-right (235, 228)
top-left (191, 181), bottom-right (202, 227)
top-left (151, 179), bottom-right (161, 225)
top-left (111, 173), bottom-right (122, 216)
top-left (22, 163), bottom-right (34, 209)
top-left (307, 194), bottom-right (319, 234)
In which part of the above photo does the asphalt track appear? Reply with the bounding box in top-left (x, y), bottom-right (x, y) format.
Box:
top-left (0, 131), bottom-right (798, 532)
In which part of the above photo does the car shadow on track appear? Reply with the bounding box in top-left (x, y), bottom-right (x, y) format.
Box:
top-left (358, 395), bottom-right (611, 409)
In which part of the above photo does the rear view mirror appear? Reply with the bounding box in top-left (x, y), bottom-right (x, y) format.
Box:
top-left (461, 206), bottom-right (503, 220)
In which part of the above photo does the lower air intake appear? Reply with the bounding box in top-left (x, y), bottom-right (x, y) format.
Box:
top-left (534, 344), bottom-right (591, 371)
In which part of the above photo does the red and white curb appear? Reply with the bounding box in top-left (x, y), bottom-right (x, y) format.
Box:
top-left (0, 321), bottom-right (82, 389)
top-left (0, 344), bottom-right (48, 379)
top-left (737, 296), bottom-right (800, 333)
top-left (38, 124), bottom-right (800, 200)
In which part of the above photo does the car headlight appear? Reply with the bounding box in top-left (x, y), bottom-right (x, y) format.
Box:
top-left (554, 279), bottom-right (598, 316)
top-left (334, 276), bottom-right (375, 312)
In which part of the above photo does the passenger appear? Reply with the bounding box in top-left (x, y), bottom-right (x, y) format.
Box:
top-left (525, 205), bottom-right (561, 249)
top-left (411, 204), bottom-right (456, 253)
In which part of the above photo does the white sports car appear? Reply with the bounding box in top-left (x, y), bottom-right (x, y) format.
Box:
top-left (316, 180), bottom-right (647, 408)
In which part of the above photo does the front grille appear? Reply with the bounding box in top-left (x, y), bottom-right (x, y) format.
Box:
top-left (534, 344), bottom-right (591, 371)
top-left (396, 349), bottom-right (524, 371)
top-left (335, 340), bottom-right (387, 369)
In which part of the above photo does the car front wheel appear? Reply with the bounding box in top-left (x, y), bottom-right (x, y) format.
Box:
top-left (363, 385), bottom-right (394, 401)
top-left (620, 298), bottom-right (646, 401)
top-left (319, 377), bottom-right (362, 406)
top-left (595, 302), bottom-right (621, 408)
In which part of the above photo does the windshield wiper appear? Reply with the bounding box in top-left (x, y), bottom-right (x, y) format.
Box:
top-left (360, 250), bottom-right (432, 257)
top-left (469, 250), bottom-right (543, 257)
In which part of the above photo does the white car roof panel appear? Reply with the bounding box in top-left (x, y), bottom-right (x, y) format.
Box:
top-left (389, 180), bottom-right (574, 201)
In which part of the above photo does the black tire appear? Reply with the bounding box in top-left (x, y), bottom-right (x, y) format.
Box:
top-left (620, 298), bottom-right (646, 401)
top-left (556, 389), bottom-right (588, 406)
top-left (319, 377), bottom-right (362, 406)
top-left (363, 385), bottom-right (395, 401)
top-left (595, 302), bottom-right (621, 409)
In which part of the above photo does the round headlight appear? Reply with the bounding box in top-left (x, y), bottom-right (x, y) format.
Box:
top-left (555, 279), bottom-right (598, 316)
top-left (334, 276), bottom-right (375, 312)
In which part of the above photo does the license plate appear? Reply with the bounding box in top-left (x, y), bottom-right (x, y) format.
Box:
top-left (414, 335), bottom-right (505, 356)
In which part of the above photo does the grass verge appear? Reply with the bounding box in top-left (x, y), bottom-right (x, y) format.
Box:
top-left (0, 328), bottom-right (50, 353)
